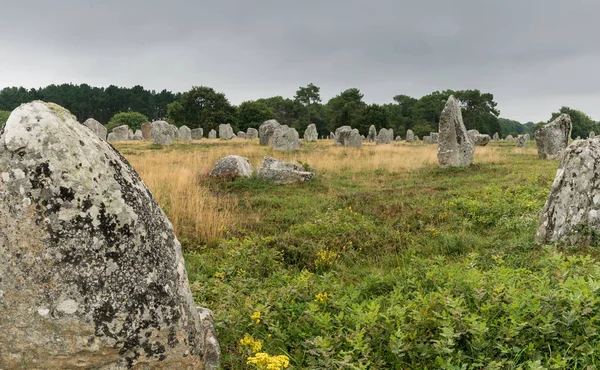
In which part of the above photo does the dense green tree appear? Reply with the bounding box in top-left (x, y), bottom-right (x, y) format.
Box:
top-left (237, 101), bottom-right (275, 131)
top-left (357, 104), bottom-right (389, 135)
top-left (453, 90), bottom-right (500, 135)
top-left (106, 112), bottom-right (149, 132)
top-left (411, 120), bottom-right (436, 138)
top-left (548, 107), bottom-right (598, 139)
top-left (325, 88), bottom-right (366, 133)
top-left (0, 110), bottom-right (10, 128)
top-left (498, 118), bottom-right (534, 138)
top-left (257, 96), bottom-right (300, 127)
top-left (168, 86), bottom-right (237, 131)
top-left (294, 83), bottom-right (323, 132)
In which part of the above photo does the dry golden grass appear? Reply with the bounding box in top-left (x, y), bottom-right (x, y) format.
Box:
top-left (117, 139), bottom-right (513, 242)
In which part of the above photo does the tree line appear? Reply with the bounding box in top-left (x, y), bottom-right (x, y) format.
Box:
top-left (0, 83), bottom-right (596, 138)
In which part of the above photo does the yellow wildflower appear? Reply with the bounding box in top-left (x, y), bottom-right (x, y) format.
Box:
top-left (314, 292), bottom-right (329, 304)
top-left (251, 311), bottom-right (261, 324)
top-left (240, 333), bottom-right (262, 353)
top-left (247, 352), bottom-right (290, 370)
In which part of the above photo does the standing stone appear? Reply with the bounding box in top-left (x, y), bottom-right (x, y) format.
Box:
top-left (536, 138), bottom-right (600, 244)
top-left (151, 120), bottom-right (176, 145)
top-left (128, 129), bottom-right (134, 140)
top-left (334, 126), bottom-right (352, 146)
top-left (473, 134), bottom-right (491, 146)
top-left (141, 122), bottom-right (152, 140)
top-left (329, 132), bottom-right (335, 140)
top-left (467, 129), bottom-right (480, 144)
top-left (210, 155), bottom-right (253, 178)
top-left (524, 134), bottom-right (530, 141)
top-left (367, 125), bottom-right (377, 142)
top-left (304, 124), bottom-right (318, 142)
top-left (271, 125), bottom-right (300, 151)
top-left (259, 120), bottom-right (281, 145)
top-left (133, 129), bottom-right (143, 140)
top-left (107, 133), bottom-right (116, 142)
top-left (423, 135), bottom-right (431, 143)
top-left (178, 125), bottom-right (192, 141)
top-left (376, 128), bottom-right (394, 145)
top-left (493, 132), bottom-right (500, 141)
top-left (83, 118), bottom-right (107, 140)
top-left (576, 136), bottom-right (582, 140)
top-left (591, 132), bottom-right (596, 139)
top-left (109, 125), bottom-right (130, 142)
top-left (208, 129), bottom-right (217, 139)
top-left (437, 95), bottom-right (475, 168)
top-left (347, 129), bottom-right (363, 148)
top-left (257, 157), bottom-right (316, 185)
top-left (237, 131), bottom-right (247, 139)
top-left (516, 135), bottom-right (527, 148)
top-left (506, 135), bottom-right (515, 141)
top-left (191, 128), bottom-right (203, 140)
top-left (246, 128), bottom-right (259, 139)
top-left (430, 132), bottom-right (439, 144)
top-left (0, 102), bottom-right (219, 369)
top-left (218, 124), bottom-right (234, 140)
top-left (535, 114), bottom-right (572, 160)
top-left (395, 136), bottom-right (402, 141)
top-left (406, 129), bottom-right (415, 142)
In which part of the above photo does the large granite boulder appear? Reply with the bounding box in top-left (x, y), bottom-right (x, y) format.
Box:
top-left (0, 102), bottom-right (219, 369)
top-left (257, 157), bottom-right (315, 185)
top-left (83, 118), bottom-right (107, 140)
top-left (334, 126), bottom-right (352, 146)
top-left (151, 120), bottom-right (176, 145)
top-left (259, 119), bottom-right (281, 145)
top-left (209, 155), bottom-right (253, 178)
top-left (208, 129), bottom-right (217, 139)
top-left (473, 134), bottom-right (491, 146)
top-left (430, 132), bottom-right (439, 144)
top-left (192, 128), bottom-right (203, 140)
top-left (218, 124), bottom-right (234, 140)
top-left (247, 128), bottom-right (259, 139)
top-left (367, 125), bottom-right (377, 142)
top-left (493, 132), bottom-right (500, 141)
top-left (536, 138), bottom-right (600, 244)
top-left (437, 95), bottom-right (474, 168)
top-left (506, 135), bottom-right (515, 141)
top-left (109, 125), bottom-right (130, 142)
top-left (423, 135), bottom-right (431, 143)
top-left (271, 125), bottom-right (300, 151)
top-left (376, 128), bottom-right (394, 145)
top-left (141, 122), bottom-right (152, 140)
top-left (516, 135), bottom-right (527, 148)
top-left (406, 129), bottom-right (415, 142)
top-left (334, 127), bottom-right (362, 148)
top-left (236, 131), bottom-right (246, 139)
top-left (178, 125), bottom-right (192, 141)
top-left (535, 114), bottom-right (572, 159)
top-left (304, 124), bottom-right (318, 142)
top-left (133, 129), bottom-right (143, 140)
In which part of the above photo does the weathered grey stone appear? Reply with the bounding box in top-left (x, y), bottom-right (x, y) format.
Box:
top-left (304, 124), bottom-right (318, 142)
top-left (178, 125), bottom-right (192, 141)
top-left (430, 132), bottom-right (439, 144)
top-left (535, 114), bottom-right (572, 160)
top-left (334, 126), bottom-right (352, 146)
top-left (236, 131), bottom-right (247, 139)
top-left (209, 155), bottom-right (253, 178)
top-left (506, 135), bottom-right (515, 141)
top-left (591, 132), bottom-right (596, 139)
top-left (141, 122), bottom-right (152, 140)
top-left (473, 134), bottom-right (491, 146)
top-left (271, 125), bottom-right (300, 151)
top-left (246, 128), bottom-right (259, 139)
top-left (423, 135), bottom-right (431, 143)
top-left (524, 134), bottom-right (530, 141)
top-left (367, 125), bottom-right (377, 142)
top-left (133, 129), bottom-right (143, 140)
top-left (493, 132), bottom-right (500, 141)
top-left (576, 136), bottom-right (582, 140)
top-left (395, 136), bottom-right (402, 141)
top-left (0, 101), bottom-right (219, 369)
top-left (406, 129), bottom-right (415, 142)
top-left (151, 120), bottom-right (176, 145)
top-left (191, 128), bottom-right (203, 140)
top-left (208, 129), bottom-right (217, 139)
top-left (109, 125), bottom-right (130, 142)
top-left (83, 118), bottom-right (107, 140)
top-left (168, 124), bottom-right (178, 140)
top-left (516, 135), bottom-right (527, 148)
top-left (257, 157), bottom-right (315, 185)
top-left (536, 138), bottom-right (600, 244)
top-left (347, 129), bottom-right (363, 148)
top-left (329, 132), bottom-right (335, 140)
top-left (128, 129), bottom-right (134, 140)
top-left (437, 95), bottom-right (475, 168)
top-left (467, 129), bottom-right (479, 144)
top-left (376, 128), bottom-right (394, 145)
top-left (218, 124), bottom-right (234, 140)
top-left (107, 132), bottom-right (116, 142)
top-left (259, 119), bottom-right (281, 145)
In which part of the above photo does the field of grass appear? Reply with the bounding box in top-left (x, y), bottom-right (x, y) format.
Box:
top-left (116, 139), bottom-right (600, 369)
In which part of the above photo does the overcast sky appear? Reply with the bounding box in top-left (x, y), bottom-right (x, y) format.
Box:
top-left (0, 0), bottom-right (598, 123)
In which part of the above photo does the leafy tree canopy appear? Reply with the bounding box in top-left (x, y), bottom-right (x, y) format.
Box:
top-left (107, 112), bottom-right (149, 132)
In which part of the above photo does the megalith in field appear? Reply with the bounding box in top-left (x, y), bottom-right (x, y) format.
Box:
top-left (271, 125), bottom-right (300, 151)
top-left (516, 135), bottom-right (527, 148)
top-left (218, 124), bottom-right (235, 140)
top-left (437, 95), bottom-right (475, 168)
top-left (473, 134), bottom-right (491, 146)
top-left (133, 129), bottom-right (143, 140)
top-left (109, 125), bottom-right (130, 142)
top-left (591, 132), bottom-right (596, 139)
top-left (506, 135), bottom-right (514, 141)
top-left (376, 128), bottom-right (394, 145)
top-left (83, 118), bottom-right (107, 140)
top-left (151, 120), bottom-right (176, 145)
top-left (178, 125), bottom-right (192, 141)
top-left (535, 114), bottom-right (572, 160)
top-left (0, 102), bottom-right (220, 369)
top-left (406, 129), bottom-right (415, 142)
top-left (257, 157), bottom-right (316, 185)
top-left (210, 155), bottom-right (253, 178)
top-left (191, 128), bottom-right (204, 140)
top-left (430, 132), bottom-right (439, 144)
top-left (367, 125), bottom-right (377, 142)
top-left (493, 132), bottom-right (500, 141)
top-left (208, 129), bottom-right (217, 139)
top-left (304, 124), bottom-right (318, 142)
top-left (536, 138), bottom-right (600, 244)
top-left (141, 122), bottom-right (152, 140)
top-left (246, 128), bottom-right (259, 139)
top-left (259, 119), bottom-right (281, 145)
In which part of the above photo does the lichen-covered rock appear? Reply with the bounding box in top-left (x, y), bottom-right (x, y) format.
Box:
top-left (271, 125), bottom-right (300, 151)
top-left (169, 124), bottom-right (179, 140)
top-left (246, 128), bottom-right (259, 139)
top-left (178, 125), bottom-right (192, 141)
top-left (467, 130), bottom-right (479, 144)
top-left (406, 129), bottom-right (415, 142)
top-left (334, 127), bottom-right (361, 148)
top-left (430, 132), bottom-right (439, 144)
top-left (259, 120), bottom-right (280, 145)
top-left (0, 102), bottom-right (219, 369)
top-left (376, 128), bottom-right (394, 145)
top-left (109, 125), bottom-right (130, 142)
top-left (473, 134), bottom-right (491, 146)
top-left (133, 129), bottom-right (143, 140)
top-left (423, 135), bottom-right (431, 143)
top-left (329, 132), bottom-right (335, 140)
top-left (536, 138), bottom-right (600, 244)
top-left (535, 114), bottom-right (572, 160)
top-left (192, 128), bottom-right (204, 140)
top-left (506, 135), bottom-right (514, 141)
top-left (83, 118), bottom-right (107, 140)
top-left (257, 157), bottom-right (315, 185)
top-left (493, 132), bottom-right (500, 141)
top-left (208, 129), bottom-right (217, 139)
top-left (524, 134), bottom-right (530, 141)
top-left (516, 135), bottom-right (527, 148)
top-left (209, 155), bottom-right (253, 178)
top-left (367, 125), bottom-right (377, 142)
top-left (218, 124), bottom-right (234, 140)
top-left (304, 124), bottom-right (318, 142)
top-left (437, 95), bottom-right (474, 168)
top-left (395, 136), bottom-right (402, 141)
top-left (151, 120), bottom-right (176, 145)
top-left (237, 131), bottom-right (247, 139)
top-left (334, 126), bottom-right (352, 146)
top-left (141, 122), bottom-right (152, 140)
top-left (128, 129), bottom-right (134, 140)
